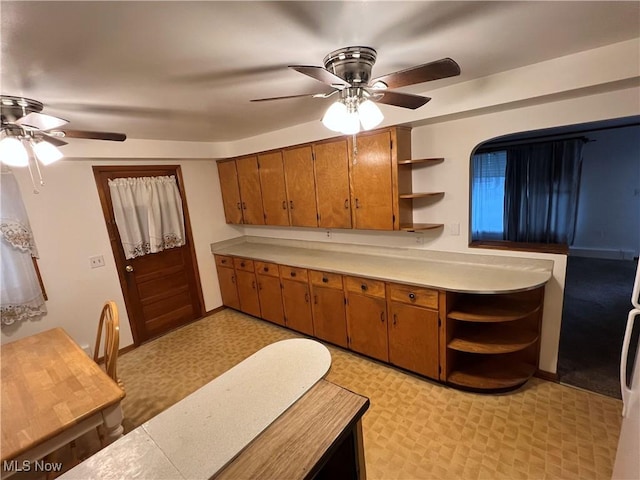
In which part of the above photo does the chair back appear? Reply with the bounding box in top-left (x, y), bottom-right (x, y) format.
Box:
top-left (94, 301), bottom-right (121, 386)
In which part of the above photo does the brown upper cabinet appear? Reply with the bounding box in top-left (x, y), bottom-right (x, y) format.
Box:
top-left (313, 138), bottom-right (352, 229)
top-left (216, 125), bottom-right (444, 231)
top-left (257, 151), bottom-right (289, 226)
top-left (283, 145), bottom-right (318, 228)
top-left (216, 160), bottom-right (243, 224)
top-left (235, 156), bottom-right (265, 225)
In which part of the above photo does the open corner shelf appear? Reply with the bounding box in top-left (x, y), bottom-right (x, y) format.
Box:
top-left (447, 357), bottom-right (536, 390)
top-left (448, 323), bottom-right (539, 354)
top-left (448, 296), bottom-right (541, 323)
top-left (398, 192), bottom-right (444, 200)
top-left (399, 223), bottom-right (444, 232)
top-left (397, 158), bottom-right (444, 166)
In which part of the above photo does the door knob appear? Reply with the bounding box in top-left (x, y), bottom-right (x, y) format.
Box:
top-left (125, 265), bottom-right (134, 272)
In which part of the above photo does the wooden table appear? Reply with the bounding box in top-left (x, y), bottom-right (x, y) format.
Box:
top-left (1, 328), bottom-right (125, 476)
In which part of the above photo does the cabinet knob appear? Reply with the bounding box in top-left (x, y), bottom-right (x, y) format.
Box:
top-left (322, 277), bottom-right (329, 283)
top-left (221, 259), bottom-right (227, 264)
top-left (236, 202), bottom-right (242, 210)
top-left (344, 199), bottom-right (349, 209)
top-left (264, 266), bottom-right (269, 272)
top-left (408, 292), bottom-right (416, 300)
top-left (355, 198), bottom-right (361, 209)
top-left (361, 283), bottom-right (368, 291)
top-left (242, 202), bottom-right (247, 210)
top-left (290, 271), bottom-right (296, 277)
top-left (282, 200), bottom-right (287, 210)
top-left (290, 200), bottom-right (294, 209)
top-left (240, 262), bottom-right (245, 267)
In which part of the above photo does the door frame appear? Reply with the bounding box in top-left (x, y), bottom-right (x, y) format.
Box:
top-left (93, 165), bottom-right (205, 345)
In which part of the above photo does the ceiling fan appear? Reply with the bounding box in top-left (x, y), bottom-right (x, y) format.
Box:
top-left (0, 95), bottom-right (127, 191)
top-left (251, 46), bottom-right (460, 134)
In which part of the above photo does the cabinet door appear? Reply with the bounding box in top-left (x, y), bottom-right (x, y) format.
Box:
top-left (283, 146), bottom-right (318, 227)
top-left (313, 139), bottom-right (352, 229)
top-left (350, 131), bottom-right (394, 230)
top-left (281, 279), bottom-right (313, 335)
top-left (312, 286), bottom-right (347, 348)
top-left (346, 293), bottom-right (388, 362)
top-left (236, 156), bottom-right (265, 225)
top-left (235, 270), bottom-right (261, 317)
top-left (257, 274), bottom-right (285, 326)
top-left (389, 302), bottom-right (439, 379)
top-left (216, 266), bottom-right (240, 310)
top-left (216, 160), bottom-right (243, 224)
top-left (258, 151), bottom-right (290, 226)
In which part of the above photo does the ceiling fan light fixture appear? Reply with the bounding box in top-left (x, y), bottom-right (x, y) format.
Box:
top-left (358, 99), bottom-right (383, 130)
top-left (322, 101), bottom-right (349, 133)
top-left (32, 139), bottom-right (63, 165)
top-left (0, 136), bottom-right (29, 167)
top-left (342, 110), bottom-right (361, 135)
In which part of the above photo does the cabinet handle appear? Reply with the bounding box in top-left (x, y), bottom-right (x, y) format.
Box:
top-left (290, 200), bottom-right (294, 209)
top-left (380, 311), bottom-right (385, 323)
top-left (251, 280), bottom-right (256, 290)
top-left (240, 261), bottom-right (245, 267)
top-left (304, 292), bottom-right (309, 303)
top-left (231, 275), bottom-right (235, 284)
top-left (264, 266), bottom-right (269, 273)
top-left (258, 282), bottom-right (263, 291)
top-left (322, 277), bottom-right (329, 283)
top-left (314, 295), bottom-right (318, 305)
top-left (360, 283), bottom-right (368, 292)
top-left (290, 271), bottom-right (296, 278)
top-left (236, 202), bottom-right (242, 210)
top-left (408, 292), bottom-right (416, 301)
top-left (282, 200), bottom-right (287, 210)
top-left (393, 313), bottom-right (398, 326)
top-left (355, 198), bottom-right (360, 209)
top-left (221, 259), bottom-right (227, 264)
top-left (242, 202), bottom-right (247, 210)
top-left (344, 199), bottom-right (349, 209)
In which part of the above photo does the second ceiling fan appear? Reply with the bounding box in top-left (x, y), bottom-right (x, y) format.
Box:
top-left (252, 46), bottom-right (461, 134)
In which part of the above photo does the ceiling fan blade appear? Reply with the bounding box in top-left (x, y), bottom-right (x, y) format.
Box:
top-left (370, 90), bottom-right (431, 110)
top-left (15, 112), bottom-right (68, 130)
top-left (251, 91), bottom-right (336, 102)
top-left (39, 132), bottom-right (68, 147)
top-left (53, 130), bottom-right (127, 141)
top-left (369, 58), bottom-right (461, 89)
top-left (289, 65), bottom-right (351, 88)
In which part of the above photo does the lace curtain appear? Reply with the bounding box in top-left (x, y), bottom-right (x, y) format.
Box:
top-left (0, 172), bottom-right (47, 326)
top-left (109, 175), bottom-right (186, 260)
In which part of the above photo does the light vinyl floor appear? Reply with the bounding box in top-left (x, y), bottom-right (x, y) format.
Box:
top-left (116, 309), bottom-right (623, 480)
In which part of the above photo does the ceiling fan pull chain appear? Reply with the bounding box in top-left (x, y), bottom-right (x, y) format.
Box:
top-left (352, 134), bottom-right (358, 166)
top-left (32, 149), bottom-right (45, 187)
top-left (26, 156), bottom-right (40, 194)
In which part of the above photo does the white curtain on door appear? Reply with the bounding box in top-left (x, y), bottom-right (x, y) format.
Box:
top-left (0, 172), bottom-right (47, 326)
top-left (109, 175), bottom-right (186, 260)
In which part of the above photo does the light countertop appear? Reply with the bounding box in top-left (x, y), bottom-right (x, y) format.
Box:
top-left (61, 338), bottom-right (331, 480)
top-left (211, 236), bottom-right (554, 294)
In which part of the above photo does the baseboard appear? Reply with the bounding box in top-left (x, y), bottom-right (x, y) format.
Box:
top-left (534, 369), bottom-right (558, 382)
top-left (205, 305), bottom-right (227, 316)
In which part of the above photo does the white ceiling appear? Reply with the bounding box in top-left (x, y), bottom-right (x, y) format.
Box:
top-left (2, 1), bottom-right (639, 143)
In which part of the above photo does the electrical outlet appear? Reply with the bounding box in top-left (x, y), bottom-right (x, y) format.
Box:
top-left (415, 234), bottom-right (424, 245)
top-left (89, 255), bottom-right (105, 269)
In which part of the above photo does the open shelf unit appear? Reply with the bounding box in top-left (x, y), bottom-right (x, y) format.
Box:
top-left (396, 156), bottom-right (445, 231)
top-left (442, 287), bottom-right (545, 392)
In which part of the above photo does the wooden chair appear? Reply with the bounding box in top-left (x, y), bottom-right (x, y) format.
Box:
top-left (94, 300), bottom-right (122, 388)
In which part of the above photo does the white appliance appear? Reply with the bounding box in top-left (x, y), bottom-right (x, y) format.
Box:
top-left (612, 260), bottom-right (640, 479)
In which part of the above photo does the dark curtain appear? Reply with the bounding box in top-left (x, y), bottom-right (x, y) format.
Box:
top-left (503, 139), bottom-right (584, 244)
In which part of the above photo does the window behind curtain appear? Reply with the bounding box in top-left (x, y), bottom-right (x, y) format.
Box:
top-left (471, 151), bottom-right (506, 241)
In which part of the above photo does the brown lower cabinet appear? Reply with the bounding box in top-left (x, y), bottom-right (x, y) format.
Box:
top-left (215, 256), bottom-right (240, 310)
top-left (345, 276), bottom-right (388, 363)
top-left (309, 270), bottom-right (347, 348)
top-left (235, 270), bottom-right (261, 318)
top-left (280, 265), bottom-right (314, 336)
top-left (256, 261), bottom-right (284, 326)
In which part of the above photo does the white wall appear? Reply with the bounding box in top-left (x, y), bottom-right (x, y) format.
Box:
top-left (1, 157), bottom-right (241, 352)
top-left (572, 125), bottom-right (640, 259)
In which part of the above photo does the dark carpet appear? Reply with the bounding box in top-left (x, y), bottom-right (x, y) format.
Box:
top-left (558, 256), bottom-right (638, 398)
